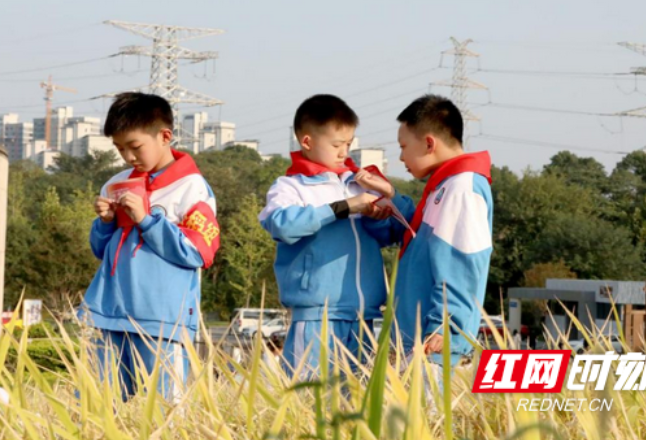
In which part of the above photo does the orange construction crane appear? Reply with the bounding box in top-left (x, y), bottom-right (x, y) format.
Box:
top-left (40, 76), bottom-right (76, 149)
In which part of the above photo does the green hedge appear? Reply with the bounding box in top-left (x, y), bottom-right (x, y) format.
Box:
top-left (13, 321), bottom-right (57, 340)
top-left (6, 338), bottom-right (79, 373)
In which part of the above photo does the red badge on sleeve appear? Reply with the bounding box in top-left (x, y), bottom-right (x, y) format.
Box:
top-left (179, 201), bottom-right (220, 268)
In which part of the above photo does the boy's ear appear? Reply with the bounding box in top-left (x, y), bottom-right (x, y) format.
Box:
top-left (160, 128), bottom-right (173, 146)
top-left (300, 134), bottom-right (312, 151)
top-left (425, 135), bottom-right (436, 154)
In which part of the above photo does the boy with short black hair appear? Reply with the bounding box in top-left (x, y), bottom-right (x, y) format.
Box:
top-left (357, 94), bottom-right (493, 368)
top-left (259, 94), bottom-right (414, 375)
top-left (80, 92), bottom-right (220, 401)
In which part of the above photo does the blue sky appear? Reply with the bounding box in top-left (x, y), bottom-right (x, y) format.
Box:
top-left (2, 0), bottom-right (646, 178)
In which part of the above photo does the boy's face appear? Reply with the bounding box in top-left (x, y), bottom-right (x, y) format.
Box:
top-left (112, 128), bottom-right (173, 173)
top-left (398, 123), bottom-right (437, 179)
top-left (300, 124), bottom-right (355, 170)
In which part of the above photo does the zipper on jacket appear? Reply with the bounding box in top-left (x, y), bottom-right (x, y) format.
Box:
top-left (341, 175), bottom-right (365, 317)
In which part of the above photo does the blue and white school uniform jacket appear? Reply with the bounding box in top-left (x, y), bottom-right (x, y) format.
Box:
top-left (395, 152), bottom-right (493, 366)
top-left (79, 150), bottom-right (220, 342)
top-left (258, 153), bottom-right (413, 322)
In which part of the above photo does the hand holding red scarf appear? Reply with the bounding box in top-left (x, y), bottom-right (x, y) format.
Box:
top-left (109, 149), bottom-right (220, 275)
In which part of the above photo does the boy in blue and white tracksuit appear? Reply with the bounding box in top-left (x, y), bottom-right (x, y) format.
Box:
top-left (259, 151), bottom-right (414, 373)
top-left (79, 93), bottom-right (220, 402)
top-left (395, 152), bottom-right (493, 367)
top-left (357, 94), bottom-right (493, 371)
top-left (259, 94), bottom-right (414, 374)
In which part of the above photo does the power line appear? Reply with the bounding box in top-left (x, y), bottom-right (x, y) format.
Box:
top-left (353, 88), bottom-right (423, 110)
top-left (0, 70), bottom-right (147, 83)
top-left (240, 91), bottom-right (424, 141)
top-left (357, 99), bottom-right (632, 149)
top-left (475, 101), bottom-right (615, 117)
top-left (243, 84), bottom-right (437, 147)
top-left (475, 134), bottom-right (633, 155)
top-left (475, 40), bottom-right (616, 48)
top-left (478, 67), bottom-right (632, 78)
top-left (473, 101), bottom-right (626, 135)
top-left (344, 68), bottom-right (438, 99)
top-left (351, 98), bottom-right (625, 140)
top-left (237, 67), bottom-right (437, 138)
top-left (444, 65), bottom-right (636, 79)
top-left (226, 42), bottom-right (447, 117)
top-left (0, 23), bottom-right (102, 46)
top-left (358, 126), bottom-right (397, 139)
top-left (0, 98), bottom-right (94, 111)
top-left (0, 55), bottom-right (118, 77)
top-left (240, 62), bottom-right (643, 138)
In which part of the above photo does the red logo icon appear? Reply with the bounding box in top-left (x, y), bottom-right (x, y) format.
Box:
top-left (472, 350), bottom-right (571, 393)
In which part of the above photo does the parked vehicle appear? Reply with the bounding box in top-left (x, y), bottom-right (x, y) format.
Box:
top-left (479, 316), bottom-right (529, 338)
top-left (230, 308), bottom-right (287, 334)
top-left (242, 318), bottom-right (288, 339)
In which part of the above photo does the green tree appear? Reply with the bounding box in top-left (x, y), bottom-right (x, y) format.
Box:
top-left (4, 166), bottom-right (39, 307)
top-left (23, 186), bottom-right (99, 318)
top-left (49, 151), bottom-right (125, 204)
top-left (217, 193), bottom-right (279, 312)
top-left (526, 213), bottom-right (644, 280)
top-left (606, 152), bottom-right (646, 258)
top-left (615, 150), bottom-right (646, 181)
top-left (543, 151), bottom-right (608, 193)
top-left (9, 146), bottom-right (646, 323)
top-left (487, 168), bottom-right (609, 313)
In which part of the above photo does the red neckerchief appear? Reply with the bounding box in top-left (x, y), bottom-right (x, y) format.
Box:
top-left (286, 151), bottom-right (360, 176)
top-left (111, 149), bottom-right (202, 276)
top-left (399, 151), bottom-right (492, 258)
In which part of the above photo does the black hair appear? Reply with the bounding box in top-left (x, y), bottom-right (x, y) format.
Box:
top-left (293, 94), bottom-right (359, 137)
top-left (397, 94), bottom-right (463, 145)
top-left (104, 92), bottom-right (173, 137)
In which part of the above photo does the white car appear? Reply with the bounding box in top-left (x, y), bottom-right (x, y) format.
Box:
top-left (568, 335), bottom-right (624, 355)
top-left (231, 308), bottom-right (286, 334)
top-left (242, 318), bottom-right (288, 339)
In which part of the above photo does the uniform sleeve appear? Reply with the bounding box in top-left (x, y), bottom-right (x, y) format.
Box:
top-left (89, 182), bottom-right (117, 259)
top-left (424, 190), bottom-right (492, 338)
top-left (139, 178), bottom-right (220, 269)
top-left (360, 191), bottom-right (416, 247)
top-left (258, 177), bottom-right (337, 245)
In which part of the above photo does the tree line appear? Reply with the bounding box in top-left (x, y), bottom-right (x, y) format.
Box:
top-left (5, 146), bottom-right (646, 319)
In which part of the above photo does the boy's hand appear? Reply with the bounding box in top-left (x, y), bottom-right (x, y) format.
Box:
top-left (355, 170), bottom-right (395, 199)
top-left (424, 334), bottom-right (444, 355)
top-left (365, 205), bottom-right (392, 221)
top-left (94, 196), bottom-right (116, 223)
top-left (118, 192), bottom-right (147, 224)
top-left (347, 193), bottom-right (380, 216)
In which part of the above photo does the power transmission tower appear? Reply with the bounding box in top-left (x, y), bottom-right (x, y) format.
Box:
top-left (618, 42), bottom-right (646, 75)
top-left (432, 37), bottom-right (487, 150)
top-left (614, 42), bottom-right (646, 119)
top-left (104, 20), bottom-right (225, 147)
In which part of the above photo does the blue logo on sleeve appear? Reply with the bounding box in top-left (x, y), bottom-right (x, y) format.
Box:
top-left (434, 187), bottom-right (446, 205)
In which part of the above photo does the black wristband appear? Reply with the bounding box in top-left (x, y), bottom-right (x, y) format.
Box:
top-left (329, 200), bottom-right (350, 219)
